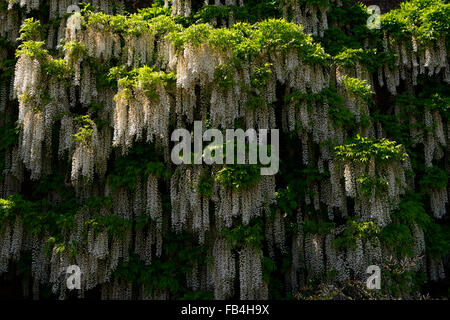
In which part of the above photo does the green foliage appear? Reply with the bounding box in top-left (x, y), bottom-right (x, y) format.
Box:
top-left (420, 166), bottom-right (448, 191)
top-left (223, 217), bottom-right (265, 249)
top-left (195, 0), bottom-right (281, 24)
top-left (135, 66), bottom-right (176, 100)
top-left (168, 18), bottom-right (328, 64)
top-left (380, 223), bottom-right (415, 256)
top-left (380, 197), bottom-right (421, 257)
top-left (216, 164), bottom-right (261, 191)
top-left (328, 0), bottom-right (369, 27)
top-left (397, 84), bottom-right (450, 123)
top-left (109, 143), bottom-right (170, 191)
top-left (83, 10), bottom-right (116, 31)
top-left (114, 233), bottom-right (207, 297)
top-left (111, 65), bottom-right (176, 100)
top-left (325, 87), bottom-right (357, 129)
top-left (273, 165), bottom-right (329, 229)
top-left (214, 63), bottom-right (236, 90)
top-left (16, 40), bottom-right (46, 60)
top-left (333, 218), bottom-right (380, 249)
top-left (149, 14), bottom-right (183, 34)
top-left (321, 0), bottom-right (372, 55)
top-left (303, 220), bottom-right (335, 235)
top-left (18, 18), bottom-right (42, 42)
top-left (379, 192), bottom-right (450, 258)
top-left (0, 194), bottom-right (75, 239)
top-left (42, 58), bottom-right (71, 80)
top-left (137, 4), bottom-right (171, 19)
top-left (391, 193), bottom-right (431, 229)
top-left (86, 213), bottom-right (132, 239)
top-left (0, 122), bottom-right (18, 176)
top-left (197, 169), bottom-right (213, 197)
top-left (286, 86), bottom-right (357, 129)
top-left (262, 256), bottom-right (277, 283)
top-left (62, 41), bottom-right (88, 60)
top-left (335, 135), bottom-right (407, 163)
top-left (274, 186), bottom-right (298, 217)
top-left (250, 63), bottom-right (272, 89)
top-left (380, 256), bottom-right (426, 298)
top-left (72, 115), bottom-right (94, 143)
top-left (84, 5), bottom-right (179, 35)
top-left (382, 0), bottom-right (450, 44)
top-left (0, 54), bottom-right (15, 83)
top-left (0, 122), bottom-right (19, 151)
top-left (341, 75), bottom-right (374, 102)
top-left (334, 48), bottom-right (395, 73)
top-left (425, 223), bottom-right (450, 257)
top-left (356, 174), bottom-right (388, 197)
top-left (194, 5), bottom-right (231, 23)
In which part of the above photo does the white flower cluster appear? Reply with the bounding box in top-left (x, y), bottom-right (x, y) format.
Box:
top-left (215, 175), bottom-right (276, 229)
top-left (175, 43), bottom-right (223, 124)
top-left (428, 256), bottom-right (446, 281)
top-left (0, 223), bottom-right (12, 274)
top-left (134, 174), bottom-right (164, 263)
top-left (324, 229), bottom-right (384, 284)
top-left (0, 9), bottom-right (20, 43)
top-left (123, 32), bottom-right (154, 67)
top-left (1, 146), bottom-right (24, 198)
top-left (378, 36), bottom-right (450, 95)
top-left (171, 0), bottom-right (192, 17)
top-left (304, 233), bottom-right (324, 281)
top-left (429, 187), bottom-right (448, 219)
top-left (13, 55), bottom-right (40, 99)
top-left (332, 157), bottom-right (407, 227)
top-left (113, 82), bottom-right (171, 154)
top-left (31, 234), bottom-right (50, 298)
top-left (205, 0), bottom-right (244, 5)
top-left (3, 0), bottom-right (449, 299)
top-left (14, 55), bottom-right (68, 179)
top-left (324, 233), bottom-right (349, 283)
top-left (9, 0), bottom-right (40, 13)
top-left (212, 237), bottom-right (236, 299)
top-left (337, 74), bottom-right (374, 136)
top-left (49, 0), bottom-right (124, 20)
top-left (283, 94), bottom-right (345, 161)
top-left (281, 2), bottom-right (329, 37)
top-left (170, 166), bottom-right (210, 243)
top-left (0, 48), bottom-right (7, 112)
top-left (404, 107), bottom-right (448, 218)
top-left (265, 208), bottom-right (287, 255)
top-left (71, 121), bottom-right (111, 185)
top-left (47, 202), bottom-right (137, 296)
top-left (81, 29), bottom-right (122, 60)
top-left (423, 109), bottom-right (447, 167)
top-left (239, 245), bottom-right (267, 300)
top-left (412, 224), bottom-right (426, 272)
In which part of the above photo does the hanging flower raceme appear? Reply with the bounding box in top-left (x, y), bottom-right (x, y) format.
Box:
top-left (212, 237), bottom-right (236, 299)
top-left (170, 165), bottom-right (210, 243)
top-left (215, 167), bottom-right (276, 229)
top-left (239, 244), bottom-right (267, 300)
top-left (171, 0), bottom-right (192, 17)
top-left (280, 1), bottom-right (330, 37)
top-left (333, 136), bottom-right (408, 227)
top-left (0, 9), bottom-right (20, 43)
top-left (112, 66), bottom-right (175, 154)
top-left (14, 20), bottom-right (72, 179)
top-left (71, 115), bottom-right (110, 185)
top-left (378, 3), bottom-right (450, 92)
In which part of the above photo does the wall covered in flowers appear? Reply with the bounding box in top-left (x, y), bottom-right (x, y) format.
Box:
top-left (0, 0), bottom-right (449, 299)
